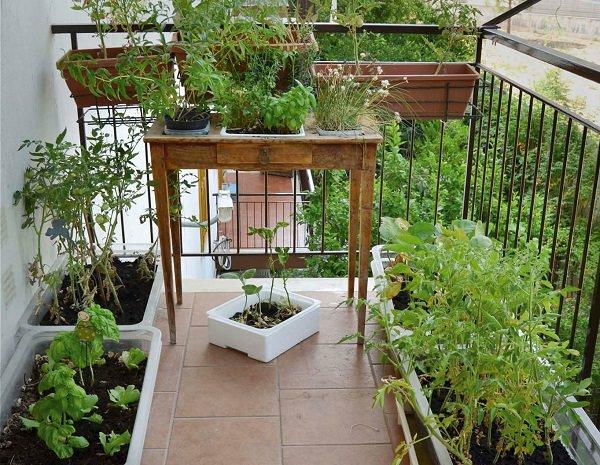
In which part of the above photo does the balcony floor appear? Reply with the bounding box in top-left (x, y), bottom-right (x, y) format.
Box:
top-left (142, 279), bottom-right (408, 465)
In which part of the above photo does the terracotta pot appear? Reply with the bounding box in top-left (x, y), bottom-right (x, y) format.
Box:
top-left (172, 28), bottom-right (318, 90)
top-left (312, 61), bottom-right (480, 120)
top-left (57, 46), bottom-right (172, 108)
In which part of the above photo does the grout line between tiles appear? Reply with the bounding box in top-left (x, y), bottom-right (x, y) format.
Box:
top-left (173, 414), bottom-right (281, 419)
top-left (281, 441), bottom-right (392, 447)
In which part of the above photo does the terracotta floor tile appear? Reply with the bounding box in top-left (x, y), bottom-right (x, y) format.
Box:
top-left (385, 412), bottom-right (408, 450)
top-left (372, 364), bottom-right (399, 414)
top-left (145, 392), bottom-right (176, 448)
top-left (283, 445), bottom-right (394, 465)
top-left (142, 449), bottom-right (167, 465)
top-left (155, 345), bottom-right (185, 392)
top-left (159, 292), bottom-right (195, 309)
top-left (299, 291), bottom-right (350, 308)
top-left (280, 389), bottom-right (389, 445)
top-left (278, 342), bottom-right (374, 389)
top-left (166, 417), bottom-right (281, 465)
top-left (175, 366), bottom-right (278, 417)
top-left (154, 308), bottom-right (192, 346)
top-left (183, 326), bottom-right (272, 367)
top-left (190, 292), bottom-right (240, 326)
top-left (313, 307), bottom-right (359, 344)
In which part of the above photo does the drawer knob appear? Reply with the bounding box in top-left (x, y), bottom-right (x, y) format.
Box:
top-left (259, 147), bottom-right (269, 165)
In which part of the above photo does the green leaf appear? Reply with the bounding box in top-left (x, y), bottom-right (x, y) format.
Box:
top-left (20, 417), bottom-right (40, 429)
top-left (99, 430), bottom-right (131, 456)
top-left (86, 304), bottom-right (119, 342)
top-left (119, 347), bottom-right (147, 370)
top-left (109, 385), bottom-right (141, 410)
top-left (242, 284), bottom-right (262, 296)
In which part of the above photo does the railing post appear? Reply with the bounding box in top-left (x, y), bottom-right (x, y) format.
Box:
top-left (581, 258), bottom-right (600, 380)
top-left (462, 33), bottom-right (483, 219)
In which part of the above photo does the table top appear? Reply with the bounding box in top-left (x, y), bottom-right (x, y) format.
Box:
top-left (144, 116), bottom-right (383, 145)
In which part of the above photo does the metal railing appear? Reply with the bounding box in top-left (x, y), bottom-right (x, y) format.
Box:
top-left (51, 17), bottom-right (600, 423)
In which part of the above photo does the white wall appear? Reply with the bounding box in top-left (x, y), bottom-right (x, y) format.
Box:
top-left (0, 1), bottom-right (84, 372)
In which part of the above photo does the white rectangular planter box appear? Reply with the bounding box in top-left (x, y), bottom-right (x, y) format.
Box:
top-left (0, 327), bottom-right (162, 465)
top-left (220, 126), bottom-right (305, 138)
top-left (207, 288), bottom-right (319, 362)
top-left (371, 244), bottom-right (600, 465)
top-left (18, 243), bottom-right (162, 334)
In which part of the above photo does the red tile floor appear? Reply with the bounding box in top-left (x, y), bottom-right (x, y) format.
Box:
top-left (144, 290), bottom-right (410, 465)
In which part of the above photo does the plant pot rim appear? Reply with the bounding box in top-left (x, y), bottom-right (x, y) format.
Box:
top-left (207, 288), bottom-right (320, 334)
top-left (0, 327), bottom-right (162, 465)
top-left (220, 125), bottom-right (305, 138)
top-left (57, 46), bottom-right (171, 70)
top-left (312, 61), bottom-right (479, 81)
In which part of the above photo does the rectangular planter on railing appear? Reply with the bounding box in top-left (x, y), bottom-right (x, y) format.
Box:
top-left (312, 61), bottom-right (479, 120)
top-left (0, 327), bottom-right (162, 465)
top-left (371, 244), bottom-right (600, 465)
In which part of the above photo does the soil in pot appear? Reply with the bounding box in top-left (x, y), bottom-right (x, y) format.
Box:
top-left (164, 108), bottom-right (210, 131)
top-left (39, 256), bottom-right (155, 326)
top-left (424, 380), bottom-right (577, 465)
top-left (231, 301), bottom-right (302, 328)
top-left (0, 353), bottom-right (146, 465)
top-left (224, 126), bottom-right (302, 136)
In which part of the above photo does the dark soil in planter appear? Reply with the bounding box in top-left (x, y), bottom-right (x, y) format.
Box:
top-left (0, 354), bottom-right (146, 465)
top-left (425, 381), bottom-right (577, 465)
top-left (39, 257), bottom-right (155, 326)
top-left (231, 301), bottom-right (302, 328)
top-left (225, 127), bottom-right (301, 135)
top-left (164, 108), bottom-right (210, 131)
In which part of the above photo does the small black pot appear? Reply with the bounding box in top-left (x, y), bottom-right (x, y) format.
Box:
top-left (164, 108), bottom-right (210, 131)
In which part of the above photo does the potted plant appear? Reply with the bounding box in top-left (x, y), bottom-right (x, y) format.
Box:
top-left (368, 219), bottom-right (597, 465)
top-left (57, 0), bottom-right (172, 108)
top-left (207, 222), bottom-right (320, 362)
top-left (313, 62), bottom-right (394, 136)
top-left (313, 0), bottom-right (480, 120)
top-left (215, 71), bottom-right (315, 136)
top-left (171, 0), bottom-right (318, 91)
top-left (0, 309), bottom-right (162, 464)
top-left (14, 127), bottom-right (160, 328)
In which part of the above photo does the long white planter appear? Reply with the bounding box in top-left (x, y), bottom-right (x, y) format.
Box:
top-left (18, 244), bottom-right (162, 334)
top-left (207, 288), bottom-right (319, 362)
top-left (0, 327), bottom-right (162, 465)
top-left (371, 244), bottom-right (600, 465)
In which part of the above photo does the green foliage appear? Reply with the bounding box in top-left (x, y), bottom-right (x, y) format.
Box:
top-left (14, 126), bottom-right (148, 320)
top-left (21, 419), bottom-right (89, 460)
top-left (109, 385), bottom-right (141, 410)
top-left (371, 220), bottom-right (591, 464)
top-left (264, 82), bottom-right (316, 133)
top-left (99, 430), bottom-right (131, 456)
top-left (119, 347), bottom-right (147, 370)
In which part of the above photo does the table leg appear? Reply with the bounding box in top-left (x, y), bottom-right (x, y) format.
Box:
top-left (347, 170), bottom-right (361, 299)
top-left (151, 145), bottom-right (176, 344)
top-left (167, 170), bottom-right (183, 305)
top-left (357, 167), bottom-right (375, 344)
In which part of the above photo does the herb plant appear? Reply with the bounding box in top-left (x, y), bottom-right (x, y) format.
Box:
top-left (369, 220), bottom-right (591, 465)
top-left (108, 385), bottom-right (141, 410)
top-left (99, 430), bottom-right (131, 456)
top-left (119, 347), bottom-right (147, 370)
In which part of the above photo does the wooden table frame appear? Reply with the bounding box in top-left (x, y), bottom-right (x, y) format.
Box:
top-left (145, 119), bottom-right (382, 345)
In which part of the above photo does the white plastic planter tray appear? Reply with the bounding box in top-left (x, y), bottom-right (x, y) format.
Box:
top-left (220, 126), bottom-right (305, 137)
top-left (207, 288), bottom-right (319, 362)
top-left (0, 327), bottom-right (162, 465)
top-left (371, 245), bottom-right (600, 465)
top-left (18, 244), bottom-right (163, 334)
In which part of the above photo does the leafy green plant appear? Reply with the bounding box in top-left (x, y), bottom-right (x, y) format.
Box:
top-left (48, 304), bottom-right (119, 384)
top-left (369, 220), bottom-right (591, 465)
top-left (99, 430), bottom-right (131, 456)
top-left (109, 385), bottom-right (141, 410)
top-left (14, 126), bottom-right (148, 321)
top-left (221, 268), bottom-right (263, 312)
top-left (119, 347), bottom-right (147, 370)
top-left (20, 362), bottom-right (99, 458)
top-left (263, 82), bottom-right (316, 133)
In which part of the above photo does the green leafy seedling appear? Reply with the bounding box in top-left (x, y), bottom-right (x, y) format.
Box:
top-left (119, 347), bottom-right (147, 370)
top-left (109, 385), bottom-right (141, 410)
top-left (99, 430), bottom-right (132, 456)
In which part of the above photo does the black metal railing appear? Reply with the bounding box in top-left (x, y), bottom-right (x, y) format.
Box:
top-left (51, 19), bottom-right (600, 423)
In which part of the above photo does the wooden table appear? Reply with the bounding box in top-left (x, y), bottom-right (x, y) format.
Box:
top-left (144, 119), bottom-right (382, 345)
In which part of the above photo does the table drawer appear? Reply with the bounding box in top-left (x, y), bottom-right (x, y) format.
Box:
top-left (216, 144), bottom-right (312, 166)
